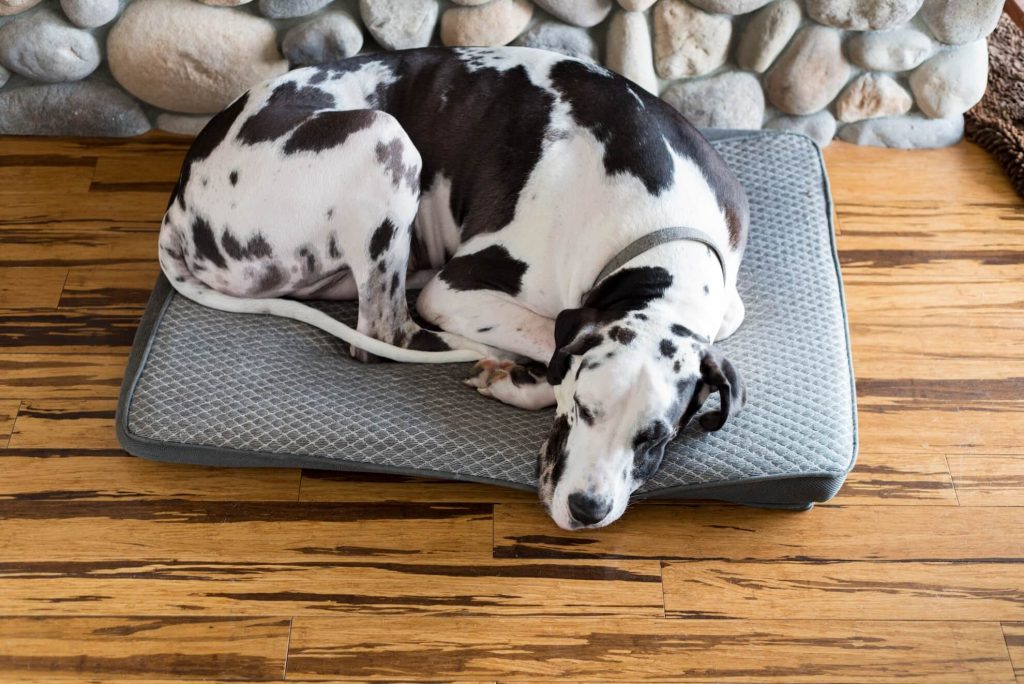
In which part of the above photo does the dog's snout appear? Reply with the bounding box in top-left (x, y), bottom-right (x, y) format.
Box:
top-left (567, 491), bottom-right (613, 527)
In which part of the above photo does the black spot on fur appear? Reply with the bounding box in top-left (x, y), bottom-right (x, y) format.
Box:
top-left (510, 365), bottom-right (538, 386)
top-left (173, 92), bottom-right (249, 211)
top-left (377, 261), bottom-right (387, 273)
top-left (634, 312), bottom-right (648, 320)
top-left (585, 266), bottom-right (673, 313)
top-left (229, 170), bottom-right (238, 186)
top-left (221, 229), bottom-right (272, 261)
top-left (390, 272), bottom-right (400, 297)
top-left (673, 360), bottom-right (682, 373)
top-left (439, 245), bottom-right (528, 296)
top-left (298, 247), bottom-right (317, 276)
top-left (369, 219), bottom-right (396, 260)
top-left (631, 420), bottom-right (670, 481)
top-left (327, 234), bottom-right (341, 259)
top-left (257, 263), bottom-right (284, 292)
top-left (477, 326), bottom-right (493, 333)
top-left (670, 323), bottom-right (709, 344)
top-left (407, 330), bottom-right (450, 352)
top-left (375, 138), bottom-right (418, 189)
top-left (237, 81), bottom-right (334, 145)
top-left (703, 284), bottom-right (710, 295)
top-left (191, 216), bottom-right (226, 269)
top-left (608, 326), bottom-right (636, 345)
top-left (660, 339), bottom-right (677, 358)
top-left (326, 208), bottom-right (334, 219)
top-left (543, 414), bottom-right (571, 488)
top-left (284, 109), bottom-right (378, 155)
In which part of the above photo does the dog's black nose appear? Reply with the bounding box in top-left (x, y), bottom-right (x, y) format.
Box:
top-left (567, 492), bottom-right (612, 526)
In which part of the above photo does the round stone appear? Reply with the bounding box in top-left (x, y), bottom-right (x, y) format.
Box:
top-left (0, 81), bottom-right (151, 136)
top-left (910, 39), bottom-right (989, 119)
top-left (618, 0), bottom-right (656, 9)
top-left (60, 0), bottom-right (119, 28)
top-left (533, 0), bottom-right (613, 28)
top-left (921, 0), bottom-right (1003, 45)
top-left (764, 25), bottom-right (849, 116)
top-left (735, 0), bottom-right (801, 74)
top-left (516, 21), bottom-right (598, 61)
top-left (156, 112), bottom-right (212, 136)
top-left (662, 71), bottom-right (765, 129)
top-left (0, 64), bottom-right (9, 89)
top-left (654, 0), bottom-right (731, 79)
top-left (360, 0), bottom-right (439, 50)
top-left (451, 0), bottom-right (491, 4)
top-left (258, 0), bottom-right (331, 18)
top-left (107, 0), bottom-right (288, 114)
top-left (0, 9), bottom-right (101, 82)
top-left (835, 73), bottom-right (913, 123)
top-left (838, 114), bottom-right (964, 148)
top-left (0, 0), bottom-right (42, 16)
top-left (281, 11), bottom-right (363, 66)
top-left (197, 0), bottom-right (254, 5)
top-left (440, 0), bottom-right (533, 47)
top-left (805, 0), bottom-right (924, 30)
top-left (606, 10), bottom-right (657, 93)
top-left (766, 110), bottom-right (837, 147)
top-left (689, 0), bottom-right (773, 13)
top-left (846, 27), bottom-right (934, 71)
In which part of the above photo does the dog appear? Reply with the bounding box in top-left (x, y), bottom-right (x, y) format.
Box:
top-left (158, 46), bottom-right (750, 530)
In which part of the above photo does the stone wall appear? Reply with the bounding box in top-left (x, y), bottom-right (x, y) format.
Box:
top-left (0, 0), bottom-right (999, 147)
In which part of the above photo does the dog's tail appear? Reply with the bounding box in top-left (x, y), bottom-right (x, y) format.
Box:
top-left (157, 225), bottom-right (484, 364)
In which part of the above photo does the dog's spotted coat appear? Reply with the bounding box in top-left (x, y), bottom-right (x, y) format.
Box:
top-left (159, 47), bottom-right (750, 530)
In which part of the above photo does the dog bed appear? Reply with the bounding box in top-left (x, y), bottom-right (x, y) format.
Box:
top-left (116, 130), bottom-right (857, 509)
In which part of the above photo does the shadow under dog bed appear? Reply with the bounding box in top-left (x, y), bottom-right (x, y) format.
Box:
top-left (116, 130), bottom-right (858, 510)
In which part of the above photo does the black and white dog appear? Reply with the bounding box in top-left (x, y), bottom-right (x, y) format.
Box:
top-left (159, 47), bottom-right (749, 530)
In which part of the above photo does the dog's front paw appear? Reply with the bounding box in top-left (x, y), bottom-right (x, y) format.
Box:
top-left (464, 359), bottom-right (555, 410)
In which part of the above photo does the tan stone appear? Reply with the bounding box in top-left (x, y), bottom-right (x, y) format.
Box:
top-left (606, 10), bottom-right (658, 94)
top-left (0, 0), bottom-right (42, 16)
top-left (653, 0), bottom-right (731, 80)
top-left (440, 0), bottom-right (533, 47)
top-left (836, 74), bottom-right (912, 123)
top-left (764, 25), bottom-right (849, 116)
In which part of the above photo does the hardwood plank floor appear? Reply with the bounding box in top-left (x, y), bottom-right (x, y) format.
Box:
top-left (0, 132), bottom-right (1020, 681)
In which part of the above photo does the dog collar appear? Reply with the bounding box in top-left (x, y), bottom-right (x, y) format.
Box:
top-left (589, 226), bottom-right (727, 297)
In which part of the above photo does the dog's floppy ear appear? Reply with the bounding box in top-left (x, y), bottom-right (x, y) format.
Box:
top-left (546, 307), bottom-right (605, 385)
top-left (696, 345), bottom-right (747, 431)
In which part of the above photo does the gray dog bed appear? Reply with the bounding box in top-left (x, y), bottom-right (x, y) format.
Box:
top-left (116, 130), bottom-right (857, 509)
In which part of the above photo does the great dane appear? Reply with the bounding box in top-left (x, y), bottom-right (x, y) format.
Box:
top-left (158, 46), bottom-right (750, 530)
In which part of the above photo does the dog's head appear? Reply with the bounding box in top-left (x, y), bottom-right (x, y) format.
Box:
top-left (538, 304), bottom-right (746, 530)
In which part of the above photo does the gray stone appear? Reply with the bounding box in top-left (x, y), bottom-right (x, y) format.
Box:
top-left (60, 0), bottom-right (120, 28)
top-left (689, 0), bottom-right (773, 13)
top-left (910, 39), bottom-right (989, 118)
top-left (766, 111), bottom-right (837, 147)
top-left (107, 0), bottom-right (288, 114)
top-left (517, 21), bottom-right (598, 61)
top-left (197, 0), bottom-right (254, 5)
top-left (606, 11), bottom-right (657, 92)
top-left (618, 0), bottom-right (656, 9)
top-left (835, 73), bottom-right (912, 122)
top-left (662, 71), bottom-right (765, 129)
top-left (360, 0), bottom-right (439, 50)
top-left (451, 0), bottom-right (491, 4)
top-left (0, 81), bottom-right (151, 136)
top-left (282, 11), bottom-right (363, 66)
top-left (533, 0), bottom-right (613, 28)
top-left (156, 112), bottom-right (212, 136)
top-left (845, 27), bottom-right (933, 71)
top-left (838, 114), bottom-right (964, 148)
top-left (921, 0), bottom-right (1002, 45)
top-left (0, 9), bottom-right (100, 83)
top-left (0, 0), bottom-right (42, 16)
top-left (440, 0), bottom-right (533, 47)
top-left (0, 64), bottom-right (8, 89)
top-left (736, 0), bottom-right (801, 74)
top-left (764, 25), bottom-right (849, 116)
top-left (258, 0), bottom-right (331, 19)
top-left (654, 0), bottom-right (731, 79)
top-left (806, 0), bottom-right (924, 30)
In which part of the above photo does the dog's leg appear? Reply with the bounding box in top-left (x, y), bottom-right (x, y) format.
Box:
top-left (716, 286), bottom-right (745, 341)
top-left (463, 358), bottom-right (556, 410)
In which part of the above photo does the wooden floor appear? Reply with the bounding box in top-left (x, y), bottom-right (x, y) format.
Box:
top-left (0, 132), bottom-right (1022, 683)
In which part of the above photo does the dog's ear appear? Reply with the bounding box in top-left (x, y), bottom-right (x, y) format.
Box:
top-left (696, 345), bottom-right (747, 431)
top-left (546, 307), bottom-right (605, 385)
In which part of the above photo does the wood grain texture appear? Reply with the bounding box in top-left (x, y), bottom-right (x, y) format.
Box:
top-left (0, 617), bottom-right (290, 681)
top-left (286, 617), bottom-right (1015, 682)
top-left (0, 559), bottom-right (664, 617)
top-left (662, 561), bottom-right (1024, 620)
top-left (948, 455), bottom-right (1024, 506)
top-left (493, 503), bottom-right (1024, 561)
top-left (0, 134), bottom-right (1020, 680)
